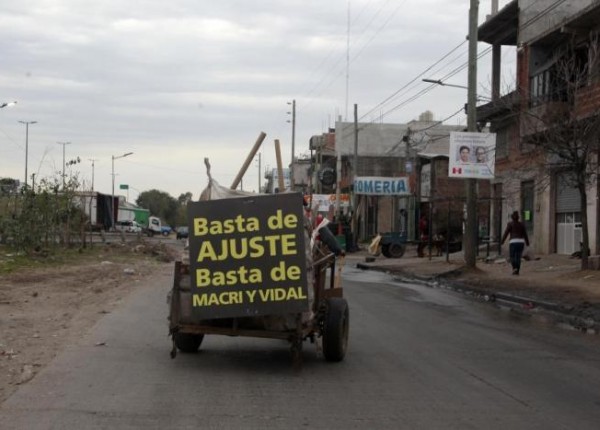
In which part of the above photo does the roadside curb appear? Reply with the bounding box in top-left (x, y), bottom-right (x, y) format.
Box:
top-left (355, 262), bottom-right (599, 336)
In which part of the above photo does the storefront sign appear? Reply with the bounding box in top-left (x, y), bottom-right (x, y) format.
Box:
top-left (353, 177), bottom-right (411, 196)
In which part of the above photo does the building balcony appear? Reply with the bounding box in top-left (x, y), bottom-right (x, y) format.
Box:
top-left (476, 91), bottom-right (519, 124)
top-left (477, 0), bottom-right (518, 46)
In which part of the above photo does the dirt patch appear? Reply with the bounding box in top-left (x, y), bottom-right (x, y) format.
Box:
top-left (0, 240), bottom-right (181, 405)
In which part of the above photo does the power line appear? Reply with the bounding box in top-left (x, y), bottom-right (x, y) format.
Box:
top-left (349, 0), bottom-right (407, 67)
top-left (334, 44), bottom-right (493, 145)
top-left (520, 0), bottom-right (569, 31)
top-left (360, 40), bottom-right (468, 120)
top-left (297, 0), bottom-right (396, 105)
top-left (375, 46), bottom-right (493, 123)
top-left (299, 0), bottom-right (404, 113)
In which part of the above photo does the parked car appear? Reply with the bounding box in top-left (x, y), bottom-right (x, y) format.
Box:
top-left (115, 220), bottom-right (142, 233)
top-left (161, 225), bottom-right (173, 236)
top-left (176, 226), bottom-right (189, 240)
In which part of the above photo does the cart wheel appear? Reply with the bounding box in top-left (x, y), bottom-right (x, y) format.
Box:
top-left (174, 333), bottom-right (204, 353)
top-left (323, 298), bottom-right (349, 362)
top-left (381, 244), bottom-right (391, 258)
top-left (388, 243), bottom-right (405, 258)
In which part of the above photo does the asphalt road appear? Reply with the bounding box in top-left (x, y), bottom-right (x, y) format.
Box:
top-left (1, 265), bottom-right (600, 429)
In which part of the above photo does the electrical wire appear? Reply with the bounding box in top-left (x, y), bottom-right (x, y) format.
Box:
top-left (360, 40), bottom-right (468, 121)
top-left (520, 0), bottom-right (569, 31)
top-left (299, 0), bottom-right (406, 113)
top-left (376, 46), bottom-right (493, 123)
top-left (298, 0), bottom-right (394, 104)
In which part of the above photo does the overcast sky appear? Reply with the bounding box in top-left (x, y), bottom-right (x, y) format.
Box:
top-left (0, 0), bottom-right (515, 200)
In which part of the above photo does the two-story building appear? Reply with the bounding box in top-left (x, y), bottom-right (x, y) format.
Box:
top-left (477, 0), bottom-right (600, 261)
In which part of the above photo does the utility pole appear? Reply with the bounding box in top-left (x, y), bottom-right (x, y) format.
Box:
top-left (464, 0), bottom-right (479, 268)
top-left (88, 159), bottom-right (98, 191)
top-left (57, 141), bottom-right (71, 188)
top-left (18, 120), bottom-right (37, 188)
top-left (345, 1), bottom-right (350, 121)
top-left (353, 103), bottom-right (359, 247)
top-left (287, 100), bottom-right (296, 189)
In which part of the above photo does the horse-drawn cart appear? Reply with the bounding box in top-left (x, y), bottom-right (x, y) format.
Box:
top-left (168, 190), bottom-right (349, 365)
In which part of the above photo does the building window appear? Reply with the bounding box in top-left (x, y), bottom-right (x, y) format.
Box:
top-left (495, 128), bottom-right (508, 159)
top-left (529, 69), bottom-right (556, 107)
top-left (529, 44), bottom-right (591, 107)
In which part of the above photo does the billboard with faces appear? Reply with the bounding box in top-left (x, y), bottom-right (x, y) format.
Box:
top-left (448, 132), bottom-right (496, 179)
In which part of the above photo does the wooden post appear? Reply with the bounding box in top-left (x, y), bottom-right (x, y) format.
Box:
top-left (230, 132), bottom-right (267, 190)
top-left (274, 139), bottom-right (285, 192)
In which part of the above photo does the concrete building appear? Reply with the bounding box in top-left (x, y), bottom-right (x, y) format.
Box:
top-left (477, 0), bottom-right (600, 260)
top-left (305, 116), bottom-right (472, 244)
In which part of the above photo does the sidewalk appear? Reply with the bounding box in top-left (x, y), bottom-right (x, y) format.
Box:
top-left (345, 245), bottom-right (600, 334)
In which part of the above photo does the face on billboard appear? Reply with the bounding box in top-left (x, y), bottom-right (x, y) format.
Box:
top-left (458, 146), bottom-right (471, 163)
top-left (475, 146), bottom-right (487, 163)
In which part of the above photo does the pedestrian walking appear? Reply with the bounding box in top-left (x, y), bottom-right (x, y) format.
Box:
top-left (501, 211), bottom-right (530, 275)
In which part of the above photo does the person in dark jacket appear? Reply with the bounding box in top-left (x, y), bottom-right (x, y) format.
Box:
top-left (501, 211), bottom-right (530, 275)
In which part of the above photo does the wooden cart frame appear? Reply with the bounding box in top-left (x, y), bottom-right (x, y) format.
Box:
top-left (168, 249), bottom-right (349, 365)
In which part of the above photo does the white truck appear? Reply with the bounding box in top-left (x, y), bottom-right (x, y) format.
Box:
top-left (145, 215), bottom-right (163, 236)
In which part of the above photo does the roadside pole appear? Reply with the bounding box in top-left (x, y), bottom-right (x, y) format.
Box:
top-left (464, 0), bottom-right (479, 268)
top-left (353, 103), bottom-right (359, 249)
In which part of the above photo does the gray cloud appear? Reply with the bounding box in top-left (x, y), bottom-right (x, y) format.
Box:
top-left (0, 0), bottom-right (513, 198)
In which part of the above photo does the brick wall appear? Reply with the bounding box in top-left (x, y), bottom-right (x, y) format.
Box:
top-left (575, 80), bottom-right (600, 119)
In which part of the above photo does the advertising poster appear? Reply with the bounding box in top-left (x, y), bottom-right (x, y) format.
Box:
top-left (448, 132), bottom-right (496, 179)
top-left (186, 193), bottom-right (308, 319)
top-left (310, 193), bottom-right (350, 212)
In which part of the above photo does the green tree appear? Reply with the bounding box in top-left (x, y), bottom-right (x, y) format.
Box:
top-left (0, 178), bottom-right (19, 195)
top-left (174, 192), bottom-right (193, 227)
top-left (136, 189), bottom-right (178, 227)
top-left (177, 192), bottom-right (193, 205)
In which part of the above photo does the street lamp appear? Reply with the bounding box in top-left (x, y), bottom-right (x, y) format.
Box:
top-left (423, 78), bottom-right (491, 102)
top-left (111, 152), bottom-right (133, 229)
top-left (88, 159), bottom-right (98, 191)
top-left (422, 78), bottom-right (469, 90)
top-left (57, 141), bottom-right (71, 188)
top-left (1, 101), bottom-right (17, 109)
top-left (18, 120), bottom-right (37, 188)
